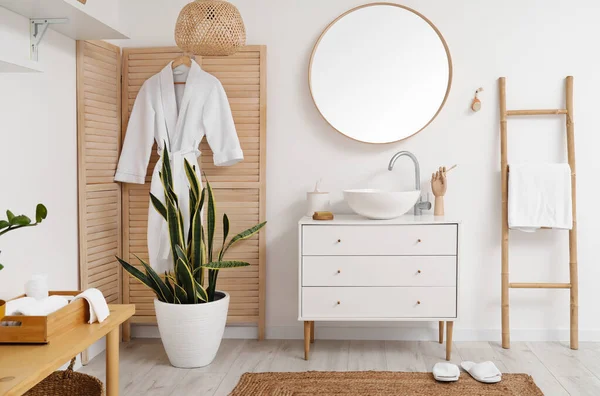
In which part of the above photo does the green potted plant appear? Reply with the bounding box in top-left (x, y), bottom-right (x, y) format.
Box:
top-left (0, 204), bottom-right (48, 319)
top-left (116, 148), bottom-right (265, 368)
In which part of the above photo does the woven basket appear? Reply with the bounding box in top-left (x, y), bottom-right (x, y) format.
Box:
top-left (25, 357), bottom-right (104, 396)
top-left (175, 0), bottom-right (246, 56)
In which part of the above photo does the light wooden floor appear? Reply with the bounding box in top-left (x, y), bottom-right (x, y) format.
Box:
top-left (79, 338), bottom-right (600, 395)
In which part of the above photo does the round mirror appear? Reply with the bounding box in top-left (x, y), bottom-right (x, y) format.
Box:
top-left (309, 3), bottom-right (452, 144)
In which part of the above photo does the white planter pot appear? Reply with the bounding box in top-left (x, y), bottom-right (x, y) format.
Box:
top-left (154, 291), bottom-right (230, 368)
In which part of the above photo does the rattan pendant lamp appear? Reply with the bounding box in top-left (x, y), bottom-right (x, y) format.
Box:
top-left (175, 0), bottom-right (246, 56)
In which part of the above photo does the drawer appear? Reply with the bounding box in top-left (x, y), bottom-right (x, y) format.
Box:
top-left (302, 225), bottom-right (457, 256)
top-left (302, 287), bottom-right (456, 318)
top-left (302, 256), bottom-right (456, 287)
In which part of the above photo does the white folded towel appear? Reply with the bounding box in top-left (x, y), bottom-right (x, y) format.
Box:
top-left (5, 295), bottom-right (69, 316)
top-left (508, 163), bottom-right (572, 232)
top-left (72, 288), bottom-right (110, 324)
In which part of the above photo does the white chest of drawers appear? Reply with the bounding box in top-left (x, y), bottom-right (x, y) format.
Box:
top-left (298, 215), bottom-right (460, 360)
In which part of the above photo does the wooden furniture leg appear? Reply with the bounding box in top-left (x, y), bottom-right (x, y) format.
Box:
top-left (438, 321), bottom-right (444, 344)
top-left (310, 321), bottom-right (315, 343)
top-left (106, 328), bottom-right (119, 396)
top-left (304, 321), bottom-right (311, 360)
top-left (122, 320), bottom-right (131, 342)
top-left (445, 321), bottom-right (453, 361)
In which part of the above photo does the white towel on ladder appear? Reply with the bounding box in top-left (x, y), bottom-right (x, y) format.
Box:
top-left (508, 163), bottom-right (573, 232)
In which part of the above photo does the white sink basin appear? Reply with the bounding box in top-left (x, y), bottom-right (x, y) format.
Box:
top-left (343, 189), bottom-right (420, 220)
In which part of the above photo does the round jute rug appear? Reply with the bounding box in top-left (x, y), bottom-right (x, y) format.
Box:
top-left (230, 371), bottom-right (544, 395)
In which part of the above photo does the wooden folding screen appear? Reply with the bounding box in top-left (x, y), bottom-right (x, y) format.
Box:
top-left (76, 40), bottom-right (122, 305)
top-left (120, 46), bottom-right (267, 340)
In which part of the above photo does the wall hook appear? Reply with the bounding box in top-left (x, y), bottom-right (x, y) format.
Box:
top-left (471, 87), bottom-right (484, 112)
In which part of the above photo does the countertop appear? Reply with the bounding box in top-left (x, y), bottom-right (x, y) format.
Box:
top-left (299, 214), bottom-right (461, 225)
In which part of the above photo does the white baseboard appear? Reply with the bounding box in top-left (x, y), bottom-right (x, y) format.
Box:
top-left (131, 324), bottom-right (600, 342)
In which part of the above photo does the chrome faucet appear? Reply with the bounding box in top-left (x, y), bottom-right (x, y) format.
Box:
top-left (388, 151), bottom-right (431, 216)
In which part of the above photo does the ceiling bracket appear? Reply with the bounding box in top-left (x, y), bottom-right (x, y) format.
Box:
top-left (30, 18), bottom-right (68, 61)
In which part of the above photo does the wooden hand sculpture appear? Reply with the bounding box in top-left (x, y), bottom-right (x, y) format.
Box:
top-left (431, 166), bottom-right (447, 216)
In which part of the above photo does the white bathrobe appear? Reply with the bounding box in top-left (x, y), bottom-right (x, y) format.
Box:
top-left (115, 60), bottom-right (243, 272)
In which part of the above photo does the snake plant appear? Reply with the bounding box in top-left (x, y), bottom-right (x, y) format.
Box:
top-left (0, 204), bottom-right (48, 271)
top-left (117, 146), bottom-right (266, 304)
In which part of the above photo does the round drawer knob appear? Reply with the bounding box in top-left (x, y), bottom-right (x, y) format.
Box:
top-left (337, 239), bottom-right (341, 243)
top-left (417, 239), bottom-right (422, 243)
top-left (417, 300), bottom-right (421, 305)
top-left (337, 269), bottom-right (341, 274)
top-left (337, 301), bottom-right (341, 305)
top-left (417, 270), bottom-right (422, 274)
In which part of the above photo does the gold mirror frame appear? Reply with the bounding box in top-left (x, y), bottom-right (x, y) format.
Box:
top-left (308, 2), bottom-right (453, 144)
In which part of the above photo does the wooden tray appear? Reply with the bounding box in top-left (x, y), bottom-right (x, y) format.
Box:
top-left (0, 291), bottom-right (88, 344)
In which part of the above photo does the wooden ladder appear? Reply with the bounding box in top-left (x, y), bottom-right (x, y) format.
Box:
top-left (498, 76), bottom-right (578, 350)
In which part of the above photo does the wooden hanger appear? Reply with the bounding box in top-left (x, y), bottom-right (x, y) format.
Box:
top-left (172, 54), bottom-right (192, 84)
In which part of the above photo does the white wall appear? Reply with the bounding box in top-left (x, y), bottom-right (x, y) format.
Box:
top-left (115, 0), bottom-right (600, 341)
top-left (2, 0), bottom-right (596, 343)
top-left (0, 7), bottom-right (78, 300)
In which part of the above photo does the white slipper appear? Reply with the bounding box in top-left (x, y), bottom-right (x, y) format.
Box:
top-left (433, 362), bottom-right (460, 382)
top-left (461, 361), bottom-right (502, 383)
